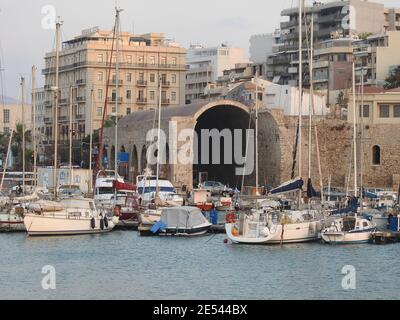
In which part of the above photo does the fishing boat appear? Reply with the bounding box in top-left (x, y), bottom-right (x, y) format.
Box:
top-left (24, 198), bottom-right (119, 236)
top-left (321, 216), bottom-right (376, 244)
top-left (150, 206), bottom-right (212, 236)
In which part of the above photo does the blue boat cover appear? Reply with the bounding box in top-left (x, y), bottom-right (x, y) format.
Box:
top-left (150, 220), bottom-right (167, 234)
top-left (270, 178), bottom-right (304, 195)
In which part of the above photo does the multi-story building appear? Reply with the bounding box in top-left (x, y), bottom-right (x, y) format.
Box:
top-left (185, 44), bottom-right (249, 104)
top-left (386, 8), bottom-right (400, 31)
top-left (42, 27), bottom-right (186, 142)
top-left (268, 0), bottom-right (392, 87)
top-left (0, 97), bottom-right (32, 135)
top-left (249, 31), bottom-right (281, 64)
top-left (354, 31), bottom-right (400, 87)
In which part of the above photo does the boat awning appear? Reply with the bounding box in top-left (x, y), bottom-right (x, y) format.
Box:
top-left (113, 180), bottom-right (137, 192)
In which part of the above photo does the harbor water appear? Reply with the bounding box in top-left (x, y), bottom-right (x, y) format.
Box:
top-left (1, 231), bottom-right (399, 300)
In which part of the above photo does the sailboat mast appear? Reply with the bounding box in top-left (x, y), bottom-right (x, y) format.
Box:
top-left (352, 61), bottom-right (358, 199)
top-left (32, 66), bottom-right (37, 187)
top-left (89, 88), bottom-right (94, 194)
top-left (114, 8), bottom-right (122, 182)
top-left (69, 85), bottom-right (73, 186)
top-left (360, 66), bottom-right (364, 214)
top-left (53, 18), bottom-right (62, 197)
top-left (298, 0), bottom-right (304, 206)
top-left (308, 10), bottom-right (313, 183)
top-left (1, 130), bottom-right (13, 190)
top-left (255, 72), bottom-right (259, 196)
top-left (155, 75), bottom-right (162, 200)
top-left (21, 77), bottom-right (26, 192)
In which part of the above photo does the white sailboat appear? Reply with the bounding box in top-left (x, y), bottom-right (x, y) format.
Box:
top-left (24, 198), bottom-right (118, 236)
top-left (321, 55), bottom-right (376, 244)
top-left (225, 0), bottom-right (322, 245)
top-left (23, 17), bottom-right (119, 236)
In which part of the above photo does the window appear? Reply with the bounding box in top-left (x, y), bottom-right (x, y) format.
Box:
top-left (97, 89), bottom-right (103, 100)
top-left (161, 57), bottom-right (167, 65)
top-left (127, 73), bottom-right (132, 82)
top-left (98, 72), bottom-right (103, 82)
top-left (97, 107), bottom-right (103, 117)
top-left (150, 74), bottom-right (155, 83)
top-left (172, 57), bottom-right (177, 66)
top-left (171, 74), bottom-right (177, 84)
top-left (127, 108), bottom-right (131, 115)
top-left (379, 104), bottom-right (390, 118)
top-left (171, 92), bottom-right (176, 101)
top-left (359, 105), bottom-right (369, 118)
top-left (138, 56), bottom-right (144, 64)
top-left (3, 110), bottom-right (10, 123)
top-left (138, 73), bottom-right (144, 81)
top-left (394, 105), bottom-right (400, 118)
top-left (126, 90), bottom-right (132, 100)
top-left (127, 55), bottom-right (132, 64)
top-left (150, 91), bottom-right (155, 101)
top-left (372, 145), bottom-right (381, 165)
top-left (97, 54), bottom-right (103, 63)
top-left (150, 56), bottom-right (155, 65)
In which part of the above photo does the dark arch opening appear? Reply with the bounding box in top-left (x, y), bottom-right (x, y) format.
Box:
top-left (141, 145), bottom-right (148, 173)
top-left (372, 145), bottom-right (381, 165)
top-left (193, 105), bottom-right (252, 189)
top-left (132, 145), bottom-right (139, 173)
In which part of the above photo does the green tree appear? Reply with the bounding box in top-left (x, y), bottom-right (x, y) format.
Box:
top-left (10, 123), bottom-right (33, 171)
top-left (384, 66), bottom-right (400, 89)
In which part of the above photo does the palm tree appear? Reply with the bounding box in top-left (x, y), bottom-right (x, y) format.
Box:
top-left (384, 66), bottom-right (400, 89)
top-left (10, 123), bottom-right (33, 171)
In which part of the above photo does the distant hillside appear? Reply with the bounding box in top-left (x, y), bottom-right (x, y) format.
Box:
top-left (0, 95), bottom-right (20, 105)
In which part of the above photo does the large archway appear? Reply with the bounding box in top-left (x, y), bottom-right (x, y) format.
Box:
top-left (193, 105), bottom-right (252, 189)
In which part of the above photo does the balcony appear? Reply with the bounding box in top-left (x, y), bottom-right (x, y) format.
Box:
top-left (161, 98), bottom-right (170, 105)
top-left (317, 12), bottom-right (344, 24)
top-left (58, 116), bottom-right (68, 122)
top-left (111, 79), bottom-right (123, 86)
top-left (76, 114), bottom-right (85, 120)
top-left (136, 98), bottom-right (147, 104)
top-left (137, 80), bottom-right (147, 86)
top-left (162, 81), bottom-right (170, 87)
top-left (76, 79), bottom-right (86, 85)
top-left (44, 84), bottom-right (52, 90)
top-left (44, 101), bottom-right (52, 108)
top-left (44, 117), bottom-right (52, 123)
top-left (107, 97), bottom-right (123, 103)
top-left (59, 98), bottom-right (68, 105)
top-left (76, 96), bottom-right (86, 103)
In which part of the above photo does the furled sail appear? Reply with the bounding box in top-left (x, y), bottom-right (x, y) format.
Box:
top-left (269, 178), bottom-right (304, 196)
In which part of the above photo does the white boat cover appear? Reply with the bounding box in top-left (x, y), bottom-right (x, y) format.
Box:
top-left (160, 206), bottom-right (209, 229)
top-left (27, 200), bottom-right (64, 213)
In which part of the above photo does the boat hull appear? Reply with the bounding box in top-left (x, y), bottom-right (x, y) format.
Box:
top-left (24, 214), bottom-right (116, 236)
top-left (0, 213), bottom-right (25, 232)
top-left (321, 229), bottom-right (374, 244)
top-left (225, 221), bottom-right (320, 245)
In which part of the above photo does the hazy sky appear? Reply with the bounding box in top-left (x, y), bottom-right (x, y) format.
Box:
top-left (1, 0), bottom-right (399, 99)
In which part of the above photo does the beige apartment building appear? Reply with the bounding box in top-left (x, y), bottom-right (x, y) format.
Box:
top-left (0, 99), bottom-right (32, 135)
top-left (348, 87), bottom-right (400, 125)
top-left (354, 31), bottom-right (400, 86)
top-left (42, 27), bottom-right (186, 142)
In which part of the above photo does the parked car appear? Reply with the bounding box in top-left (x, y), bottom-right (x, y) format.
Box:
top-left (199, 181), bottom-right (233, 196)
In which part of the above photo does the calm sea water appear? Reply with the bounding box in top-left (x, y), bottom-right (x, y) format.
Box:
top-left (0, 231), bottom-right (399, 300)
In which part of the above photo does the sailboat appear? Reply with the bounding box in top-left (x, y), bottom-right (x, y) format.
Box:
top-left (321, 60), bottom-right (376, 244)
top-left (24, 17), bottom-right (119, 236)
top-left (225, 0), bottom-right (323, 245)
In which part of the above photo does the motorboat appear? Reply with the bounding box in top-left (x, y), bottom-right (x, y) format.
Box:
top-left (113, 194), bottom-right (141, 229)
top-left (94, 170), bottom-right (126, 206)
top-left (136, 175), bottom-right (183, 206)
top-left (24, 198), bottom-right (119, 236)
top-left (321, 216), bottom-right (376, 244)
top-left (150, 206), bottom-right (212, 236)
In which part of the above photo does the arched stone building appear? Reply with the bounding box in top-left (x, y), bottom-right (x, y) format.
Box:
top-left (105, 99), bottom-right (282, 189)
